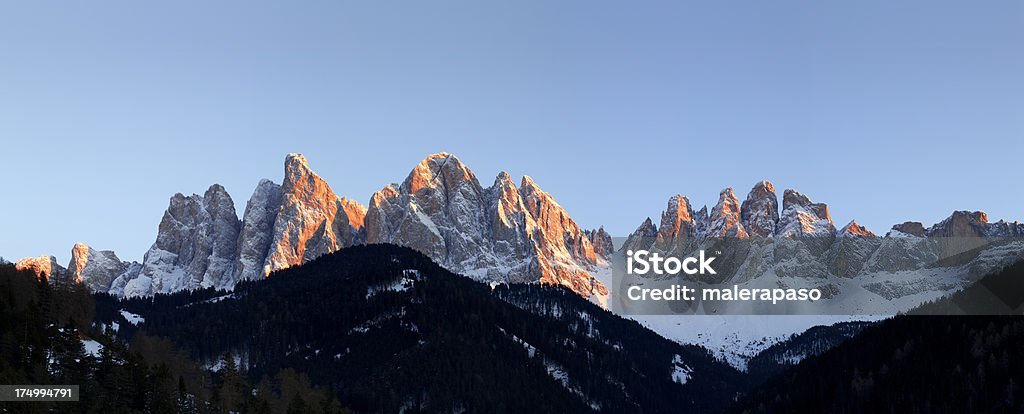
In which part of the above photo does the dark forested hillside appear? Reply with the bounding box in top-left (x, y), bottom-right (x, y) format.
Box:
top-left (744, 321), bottom-right (873, 383)
top-left (99, 244), bottom-right (745, 413)
top-left (733, 260), bottom-right (1024, 413)
top-left (0, 264), bottom-right (342, 414)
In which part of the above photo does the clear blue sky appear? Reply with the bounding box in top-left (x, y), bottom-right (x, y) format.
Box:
top-left (1, 1), bottom-right (1021, 265)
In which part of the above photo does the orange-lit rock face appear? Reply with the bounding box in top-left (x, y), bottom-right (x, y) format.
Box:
top-left (655, 195), bottom-right (698, 254)
top-left (707, 188), bottom-right (749, 238)
top-left (15, 255), bottom-right (62, 281)
top-left (365, 153), bottom-right (608, 299)
top-left (69, 243), bottom-right (90, 283)
top-left (740, 180), bottom-right (779, 237)
top-left (68, 243), bottom-right (131, 291)
top-left (263, 154), bottom-right (366, 274)
top-left (840, 220), bottom-right (876, 237)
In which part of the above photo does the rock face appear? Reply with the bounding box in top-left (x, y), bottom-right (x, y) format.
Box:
top-left (925, 210), bottom-right (989, 238)
top-left (654, 195), bottom-right (698, 254)
top-left (68, 243), bottom-right (132, 292)
top-left (622, 183), bottom-right (1024, 315)
top-left (987, 220), bottom-right (1024, 237)
top-left (839, 220), bottom-right (876, 238)
top-left (776, 189), bottom-right (835, 238)
top-left (234, 179), bottom-right (283, 281)
top-left (136, 184), bottom-right (242, 295)
top-left (740, 180), bottom-right (779, 237)
top-left (623, 217), bottom-right (658, 253)
top-left (34, 156), bottom-right (1024, 305)
top-left (891, 221), bottom-right (926, 237)
top-left (365, 153), bottom-right (606, 298)
top-left (79, 154), bottom-right (369, 297)
top-left (15, 255), bottom-right (66, 282)
top-left (264, 154), bottom-right (365, 274)
top-left (585, 227), bottom-right (614, 259)
top-left (706, 188), bottom-right (748, 238)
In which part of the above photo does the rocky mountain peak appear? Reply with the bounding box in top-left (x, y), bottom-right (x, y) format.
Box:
top-left (655, 195), bottom-right (699, 252)
top-left (365, 154), bottom-right (605, 299)
top-left (926, 210), bottom-right (990, 238)
top-left (585, 226), bottom-right (615, 259)
top-left (15, 255), bottom-right (65, 282)
top-left (68, 242), bottom-right (132, 291)
top-left (706, 188), bottom-right (748, 238)
top-left (740, 180), bottom-right (779, 237)
top-left (890, 221), bottom-right (926, 237)
top-left (839, 220), bottom-right (876, 238)
top-left (776, 189), bottom-right (835, 237)
top-left (234, 179), bottom-right (283, 281)
top-left (403, 152), bottom-right (479, 196)
top-left (266, 154), bottom-right (362, 274)
top-left (136, 184), bottom-right (242, 295)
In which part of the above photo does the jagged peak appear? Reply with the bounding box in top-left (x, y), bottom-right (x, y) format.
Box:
top-left (206, 183), bottom-right (228, 193)
top-left (925, 210), bottom-right (990, 237)
top-left (520, 175), bottom-right (539, 191)
top-left (752, 179), bottom-right (775, 193)
top-left (782, 189), bottom-right (811, 208)
top-left (493, 171), bottom-right (516, 188)
top-left (741, 180), bottom-right (779, 237)
top-left (839, 220), bottom-right (876, 237)
top-left (404, 152), bottom-right (477, 193)
top-left (661, 194), bottom-right (695, 227)
top-left (706, 187), bottom-right (747, 238)
top-left (633, 217), bottom-right (657, 235)
top-left (889, 221), bottom-right (926, 237)
top-left (717, 187), bottom-right (738, 203)
top-left (283, 153), bottom-right (329, 186)
top-left (285, 153), bottom-right (309, 168)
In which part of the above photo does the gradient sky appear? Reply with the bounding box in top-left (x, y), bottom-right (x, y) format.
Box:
top-left (1, 1), bottom-right (1021, 265)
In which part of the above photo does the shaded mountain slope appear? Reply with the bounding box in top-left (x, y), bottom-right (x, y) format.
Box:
top-left (101, 244), bottom-right (744, 413)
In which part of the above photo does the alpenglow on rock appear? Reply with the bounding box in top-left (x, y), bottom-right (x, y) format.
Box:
top-left (14, 255), bottom-right (67, 282)
top-left (365, 153), bottom-right (608, 298)
top-left (263, 154), bottom-right (366, 274)
top-left (68, 243), bottom-right (134, 292)
top-left (706, 188), bottom-right (749, 238)
top-left (776, 189), bottom-right (835, 238)
top-left (740, 180), bottom-right (779, 237)
top-left (585, 227), bottom-right (614, 259)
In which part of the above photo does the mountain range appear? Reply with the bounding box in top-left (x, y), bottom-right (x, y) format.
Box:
top-left (14, 152), bottom-right (1024, 354)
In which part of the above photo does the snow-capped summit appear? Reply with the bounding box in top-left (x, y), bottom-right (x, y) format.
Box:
top-left (740, 180), bottom-right (779, 237)
top-left (776, 189), bottom-right (835, 238)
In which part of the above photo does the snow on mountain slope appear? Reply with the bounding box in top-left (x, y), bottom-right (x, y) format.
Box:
top-left (365, 153), bottom-right (608, 298)
top-left (632, 315), bottom-right (881, 370)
